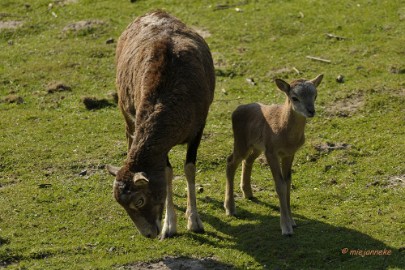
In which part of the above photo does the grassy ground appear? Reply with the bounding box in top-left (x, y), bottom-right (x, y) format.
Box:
top-left (1, 0), bottom-right (404, 269)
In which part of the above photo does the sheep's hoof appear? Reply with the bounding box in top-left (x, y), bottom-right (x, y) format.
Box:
top-left (160, 227), bottom-right (177, 240)
top-left (159, 231), bottom-right (176, 240)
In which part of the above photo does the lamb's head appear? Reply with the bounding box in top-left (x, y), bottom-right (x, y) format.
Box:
top-left (107, 165), bottom-right (165, 238)
top-left (275, 74), bottom-right (323, 118)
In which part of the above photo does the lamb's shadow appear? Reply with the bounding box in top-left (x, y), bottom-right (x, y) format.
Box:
top-left (193, 197), bottom-right (404, 269)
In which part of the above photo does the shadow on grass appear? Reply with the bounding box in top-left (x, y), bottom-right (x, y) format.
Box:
top-left (121, 256), bottom-right (235, 270)
top-left (194, 197), bottom-right (404, 269)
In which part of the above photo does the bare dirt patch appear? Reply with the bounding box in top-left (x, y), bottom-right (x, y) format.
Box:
top-left (120, 257), bottom-right (234, 270)
top-left (62, 20), bottom-right (106, 33)
top-left (314, 142), bottom-right (351, 153)
top-left (366, 175), bottom-right (405, 189)
top-left (0, 21), bottom-right (23, 30)
top-left (386, 175), bottom-right (405, 188)
top-left (324, 93), bottom-right (364, 117)
top-left (46, 82), bottom-right (72, 94)
top-left (1, 94), bottom-right (24, 104)
top-left (266, 67), bottom-right (299, 79)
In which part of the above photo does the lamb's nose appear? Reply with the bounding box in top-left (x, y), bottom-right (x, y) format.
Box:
top-left (307, 109), bottom-right (315, 117)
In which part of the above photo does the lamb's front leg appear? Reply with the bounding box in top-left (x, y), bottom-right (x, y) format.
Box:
top-left (161, 164), bottom-right (177, 239)
top-left (266, 152), bottom-right (294, 236)
top-left (185, 163), bottom-right (204, 233)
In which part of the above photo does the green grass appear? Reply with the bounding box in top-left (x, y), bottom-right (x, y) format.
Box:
top-left (1, 0), bottom-right (404, 269)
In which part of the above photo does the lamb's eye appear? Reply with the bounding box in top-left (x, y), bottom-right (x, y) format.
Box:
top-left (292, 97), bottom-right (299, 102)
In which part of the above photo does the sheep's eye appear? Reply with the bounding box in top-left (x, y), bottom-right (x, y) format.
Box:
top-left (292, 96), bottom-right (299, 102)
top-left (135, 197), bottom-right (145, 208)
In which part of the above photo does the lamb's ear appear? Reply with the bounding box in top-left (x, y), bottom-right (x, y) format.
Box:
top-left (133, 172), bottom-right (149, 187)
top-left (107, 165), bottom-right (120, 176)
top-left (310, 74), bottom-right (324, 87)
top-left (275, 78), bottom-right (290, 94)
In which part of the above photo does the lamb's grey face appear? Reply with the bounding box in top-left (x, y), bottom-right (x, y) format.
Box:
top-left (107, 166), bottom-right (165, 238)
top-left (290, 83), bottom-right (317, 118)
top-left (275, 74), bottom-right (323, 118)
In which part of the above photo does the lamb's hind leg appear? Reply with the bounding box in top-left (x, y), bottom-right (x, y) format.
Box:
top-left (185, 129), bottom-right (204, 233)
top-left (266, 151), bottom-right (294, 236)
top-left (281, 155), bottom-right (296, 228)
top-left (224, 153), bottom-right (242, 216)
top-left (240, 149), bottom-right (261, 199)
top-left (161, 159), bottom-right (177, 239)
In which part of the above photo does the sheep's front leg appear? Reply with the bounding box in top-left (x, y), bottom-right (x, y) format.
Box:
top-left (161, 162), bottom-right (177, 239)
top-left (184, 130), bottom-right (204, 233)
top-left (123, 114), bottom-right (135, 155)
top-left (266, 152), bottom-right (294, 236)
top-left (281, 155), bottom-right (296, 228)
top-left (185, 163), bottom-right (204, 233)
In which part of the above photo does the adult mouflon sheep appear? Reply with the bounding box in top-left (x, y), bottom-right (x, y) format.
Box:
top-left (107, 11), bottom-right (215, 239)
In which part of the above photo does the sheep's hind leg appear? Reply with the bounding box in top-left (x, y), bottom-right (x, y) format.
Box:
top-left (185, 129), bottom-right (204, 233)
top-left (161, 159), bottom-right (177, 239)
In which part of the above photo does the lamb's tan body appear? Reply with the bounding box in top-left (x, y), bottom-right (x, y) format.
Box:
top-left (108, 11), bottom-right (215, 239)
top-left (225, 75), bottom-right (323, 235)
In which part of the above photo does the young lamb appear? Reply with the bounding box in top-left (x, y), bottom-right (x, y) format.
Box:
top-left (224, 74), bottom-right (323, 235)
top-left (107, 11), bottom-right (215, 239)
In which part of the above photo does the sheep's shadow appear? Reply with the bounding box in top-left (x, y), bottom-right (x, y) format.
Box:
top-left (192, 197), bottom-right (404, 269)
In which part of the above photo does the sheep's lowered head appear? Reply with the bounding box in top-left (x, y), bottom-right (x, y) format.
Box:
top-left (107, 165), bottom-right (166, 238)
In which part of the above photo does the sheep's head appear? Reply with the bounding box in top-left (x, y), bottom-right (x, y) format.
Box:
top-left (107, 165), bottom-right (165, 238)
top-left (275, 74), bottom-right (323, 118)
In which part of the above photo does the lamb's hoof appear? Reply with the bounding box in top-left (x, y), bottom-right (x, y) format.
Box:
top-left (225, 208), bottom-right (236, 216)
top-left (281, 229), bottom-right (294, 236)
top-left (242, 191), bottom-right (253, 199)
top-left (187, 214), bottom-right (204, 233)
top-left (224, 202), bottom-right (236, 216)
top-left (192, 227), bottom-right (205, 234)
top-left (281, 224), bottom-right (294, 236)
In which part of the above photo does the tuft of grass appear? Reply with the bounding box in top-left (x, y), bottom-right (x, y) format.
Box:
top-left (1, 0), bottom-right (404, 269)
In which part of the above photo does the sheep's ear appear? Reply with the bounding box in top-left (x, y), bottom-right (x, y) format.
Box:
top-left (107, 165), bottom-right (120, 176)
top-left (133, 172), bottom-right (149, 187)
top-left (310, 74), bottom-right (323, 87)
top-left (275, 78), bottom-right (290, 94)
